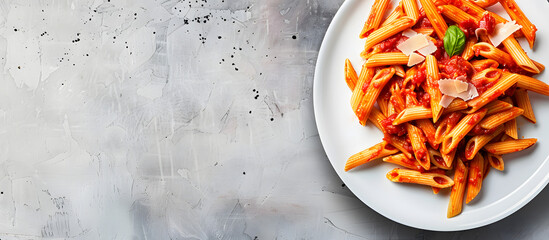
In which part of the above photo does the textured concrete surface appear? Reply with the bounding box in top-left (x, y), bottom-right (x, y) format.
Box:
top-left (0, 0), bottom-right (548, 239)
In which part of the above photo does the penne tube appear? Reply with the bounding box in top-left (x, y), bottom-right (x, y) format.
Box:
top-left (350, 65), bottom-right (375, 113)
top-left (471, 42), bottom-right (515, 67)
top-left (471, 59), bottom-right (499, 72)
top-left (385, 134), bottom-right (414, 159)
top-left (499, 0), bottom-right (537, 49)
top-left (465, 126), bottom-right (504, 160)
top-left (402, 0), bottom-right (420, 23)
top-left (390, 90), bottom-right (406, 113)
top-left (364, 17), bottom-right (415, 52)
top-left (387, 101), bottom-right (397, 116)
top-left (365, 52), bottom-right (409, 67)
top-left (441, 147), bottom-right (457, 169)
top-left (484, 138), bottom-right (537, 155)
top-left (442, 108), bottom-right (488, 154)
top-left (427, 168), bottom-right (447, 194)
top-left (356, 68), bottom-right (396, 125)
top-left (387, 168), bottom-right (454, 188)
top-left (516, 74), bottom-right (549, 96)
top-left (459, 0), bottom-right (514, 28)
top-left (466, 153), bottom-right (485, 204)
top-left (345, 141), bottom-right (399, 171)
top-left (361, 45), bottom-right (382, 59)
top-left (514, 89), bottom-right (536, 123)
top-left (435, 112), bottom-right (463, 145)
top-left (360, 0), bottom-right (392, 39)
top-left (486, 152), bottom-right (504, 171)
top-left (483, 152), bottom-right (491, 179)
top-left (502, 36), bottom-right (539, 74)
top-left (381, 2), bottom-right (404, 27)
top-left (438, 5), bottom-right (476, 24)
top-left (345, 59), bottom-right (358, 91)
top-left (471, 68), bottom-right (502, 90)
top-left (478, 107), bottom-right (523, 130)
top-left (416, 119), bottom-right (439, 149)
top-left (392, 106), bottom-right (432, 125)
top-left (378, 94), bottom-right (390, 117)
top-left (471, 0), bottom-right (498, 8)
top-left (429, 148), bottom-right (451, 170)
top-left (533, 60), bottom-right (545, 73)
top-left (467, 73), bottom-right (519, 113)
top-left (368, 107), bottom-right (386, 132)
top-left (504, 118), bottom-right (518, 139)
top-left (393, 65), bottom-right (406, 78)
top-left (383, 153), bottom-right (423, 171)
top-left (425, 55), bottom-right (443, 122)
top-left (484, 100), bottom-right (513, 115)
top-left (418, 0), bottom-right (448, 40)
top-left (442, 99), bottom-right (468, 114)
top-left (462, 37), bottom-right (477, 61)
top-left (414, 27), bottom-right (435, 36)
top-left (447, 158), bottom-right (468, 218)
top-left (406, 123), bottom-right (430, 170)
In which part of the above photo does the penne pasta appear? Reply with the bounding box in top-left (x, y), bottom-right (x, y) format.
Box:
top-left (350, 65), bottom-right (374, 113)
top-left (472, 42), bottom-right (515, 67)
top-left (514, 89), bottom-right (536, 123)
top-left (381, 2), bottom-right (404, 27)
top-left (387, 168), bottom-right (454, 188)
top-left (465, 126), bottom-right (504, 160)
top-left (442, 108), bottom-right (488, 154)
top-left (414, 27), bottom-right (435, 36)
top-left (392, 106), bottom-right (432, 125)
top-left (428, 168), bottom-right (447, 194)
top-left (345, 59), bottom-right (359, 91)
top-left (393, 65), bottom-right (406, 78)
top-left (442, 99), bottom-right (468, 114)
top-left (359, 0), bottom-right (392, 39)
top-left (368, 107), bottom-right (387, 132)
top-left (416, 119), bottom-right (439, 149)
top-left (383, 153), bottom-right (423, 171)
top-left (406, 123), bottom-right (430, 170)
top-left (365, 52), bottom-right (410, 67)
top-left (486, 152), bottom-right (504, 171)
top-left (418, 0), bottom-right (448, 40)
top-left (484, 138), bottom-right (537, 155)
top-left (345, 141), bottom-right (399, 171)
top-left (471, 59), bottom-right (499, 72)
top-left (438, 5), bottom-right (476, 24)
top-left (471, 0), bottom-right (498, 8)
top-left (466, 153), bottom-right (485, 204)
top-left (364, 17), bottom-right (415, 52)
top-left (425, 55), bottom-right (443, 122)
top-left (356, 68), bottom-right (395, 125)
top-left (402, 0), bottom-right (420, 23)
top-left (447, 158), bottom-right (468, 218)
top-left (478, 107), bottom-right (523, 130)
top-left (385, 134), bottom-right (414, 159)
top-left (435, 112), bottom-right (463, 145)
top-left (462, 37), bottom-right (477, 61)
top-left (467, 73), bottom-right (519, 113)
top-left (499, 0), bottom-right (537, 49)
top-left (516, 74), bottom-right (549, 96)
top-left (502, 36), bottom-right (540, 74)
top-left (484, 100), bottom-right (513, 115)
top-left (504, 117), bottom-right (518, 139)
top-left (429, 148), bottom-right (451, 170)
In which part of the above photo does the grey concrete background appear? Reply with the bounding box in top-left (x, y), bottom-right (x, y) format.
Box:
top-left (0, 0), bottom-right (547, 239)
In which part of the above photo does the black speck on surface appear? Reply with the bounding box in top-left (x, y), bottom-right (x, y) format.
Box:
top-left (254, 95), bottom-right (259, 100)
top-left (270, 118), bottom-right (274, 121)
top-left (249, 111), bottom-right (252, 114)
top-left (235, 68), bottom-right (238, 71)
top-left (242, 172), bottom-right (246, 175)
top-left (292, 35), bottom-right (297, 39)
top-left (341, 184), bottom-right (346, 188)
top-left (218, 36), bottom-right (222, 39)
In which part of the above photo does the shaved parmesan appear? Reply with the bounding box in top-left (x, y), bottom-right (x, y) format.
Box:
top-left (438, 79), bottom-right (479, 101)
top-left (407, 52), bottom-right (425, 67)
top-left (439, 95), bottom-right (455, 108)
top-left (417, 40), bottom-right (437, 56)
top-left (397, 34), bottom-right (429, 56)
top-left (489, 20), bottom-right (522, 47)
top-left (402, 29), bottom-right (418, 38)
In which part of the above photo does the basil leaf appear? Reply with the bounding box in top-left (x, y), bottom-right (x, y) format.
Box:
top-left (444, 25), bottom-right (466, 57)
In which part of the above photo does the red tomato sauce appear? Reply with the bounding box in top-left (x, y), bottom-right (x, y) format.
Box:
top-left (380, 114), bottom-right (406, 136)
top-left (478, 13), bottom-right (496, 34)
top-left (459, 19), bottom-right (478, 38)
top-left (439, 56), bottom-right (474, 79)
top-left (377, 33), bottom-right (408, 53)
top-left (417, 90), bottom-right (431, 108)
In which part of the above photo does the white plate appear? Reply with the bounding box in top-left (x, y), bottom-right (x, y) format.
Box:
top-left (313, 0), bottom-right (549, 231)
